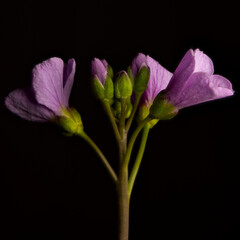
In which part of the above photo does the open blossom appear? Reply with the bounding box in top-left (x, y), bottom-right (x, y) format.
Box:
top-left (131, 53), bottom-right (172, 108)
top-left (5, 57), bottom-right (76, 122)
top-left (164, 49), bottom-right (234, 109)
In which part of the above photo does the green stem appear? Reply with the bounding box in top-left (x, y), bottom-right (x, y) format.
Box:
top-left (126, 94), bottom-right (141, 133)
top-left (119, 99), bottom-right (126, 138)
top-left (118, 165), bottom-right (129, 240)
top-left (78, 132), bottom-right (118, 184)
top-left (117, 117), bottom-right (150, 240)
top-left (117, 98), bottom-right (129, 240)
top-left (102, 101), bottom-right (121, 142)
top-left (128, 124), bottom-right (150, 200)
top-left (123, 117), bottom-right (151, 168)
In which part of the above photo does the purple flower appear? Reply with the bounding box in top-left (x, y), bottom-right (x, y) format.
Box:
top-left (5, 57), bottom-right (76, 122)
top-left (131, 53), bottom-right (173, 108)
top-left (91, 58), bottom-right (108, 85)
top-left (165, 49), bottom-right (234, 108)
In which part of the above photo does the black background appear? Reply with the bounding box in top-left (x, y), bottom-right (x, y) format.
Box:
top-left (1, 0), bottom-right (240, 239)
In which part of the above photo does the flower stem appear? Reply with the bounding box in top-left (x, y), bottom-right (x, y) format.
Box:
top-left (118, 165), bottom-right (129, 240)
top-left (128, 124), bottom-right (150, 200)
top-left (78, 132), bottom-right (118, 184)
top-left (117, 117), bottom-right (151, 240)
top-left (102, 101), bottom-right (121, 142)
top-left (117, 99), bottom-right (129, 240)
top-left (126, 93), bottom-right (141, 133)
top-left (119, 99), bottom-right (126, 138)
top-left (123, 117), bottom-right (151, 168)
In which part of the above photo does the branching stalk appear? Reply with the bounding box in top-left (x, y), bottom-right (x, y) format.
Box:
top-left (123, 117), bottom-right (151, 168)
top-left (78, 132), bottom-right (118, 184)
top-left (126, 94), bottom-right (141, 132)
top-left (102, 101), bottom-right (121, 142)
top-left (128, 124), bottom-right (150, 200)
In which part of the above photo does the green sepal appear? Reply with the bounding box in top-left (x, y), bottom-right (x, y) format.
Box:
top-left (115, 71), bottom-right (133, 99)
top-left (113, 99), bottom-right (132, 119)
top-left (107, 65), bottom-right (114, 79)
top-left (57, 107), bottom-right (84, 135)
top-left (133, 66), bottom-right (150, 94)
top-left (149, 92), bottom-right (178, 120)
top-left (69, 107), bottom-right (82, 126)
top-left (58, 116), bottom-right (78, 135)
top-left (127, 66), bottom-right (134, 85)
top-left (138, 104), bottom-right (149, 121)
top-left (148, 119), bottom-right (159, 128)
top-left (126, 101), bottom-right (133, 119)
top-left (136, 104), bottom-right (158, 128)
top-left (92, 77), bottom-right (105, 99)
top-left (113, 100), bottom-right (122, 119)
top-left (104, 75), bottom-right (114, 100)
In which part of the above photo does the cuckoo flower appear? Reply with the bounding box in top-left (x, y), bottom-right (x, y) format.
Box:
top-left (166, 49), bottom-right (234, 108)
top-left (150, 49), bottom-right (234, 119)
top-left (131, 53), bottom-right (173, 108)
top-left (91, 58), bottom-right (113, 100)
top-left (5, 57), bottom-right (78, 122)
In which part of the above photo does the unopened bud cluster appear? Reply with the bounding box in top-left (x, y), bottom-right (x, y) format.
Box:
top-left (91, 56), bottom-right (178, 123)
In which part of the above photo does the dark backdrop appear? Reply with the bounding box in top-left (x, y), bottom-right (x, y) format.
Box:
top-left (1, 0), bottom-right (240, 239)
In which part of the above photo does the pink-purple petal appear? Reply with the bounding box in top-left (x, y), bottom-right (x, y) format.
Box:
top-left (172, 72), bottom-right (233, 109)
top-left (102, 59), bottom-right (108, 68)
top-left (209, 75), bottom-right (234, 98)
top-left (63, 58), bottom-right (76, 106)
top-left (131, 53), bottom-right (148, 77)
top-left (209, 74), bottom-right (233, 89)
top-left (194, 49), bottom-right (214, 74)
top-left (166, 49), bottom-right (195, 100)
top-left (172, 72), bottom-right (215, 108)
top-left (32, 57), bottom-right (65, 113)
top-left (91, 58), bottom-right (107, 85)
top-left (142, 55), bottom-right (172, 106)
top-left (5, 88), bottom-right (54, 122)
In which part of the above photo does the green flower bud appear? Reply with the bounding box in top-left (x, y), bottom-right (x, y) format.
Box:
top-left (92, 76), bottom-right (114, 101)
top-left (127, 66), bottom-right (134, 85)
top-left (91, 58), bottom-right (114, 101)
top-left (138, 104), bottom-right (159, 128)
top-left (149, 92), bottom-right (178, 120)
top-left (133, 66), bottom-right (150, 94)
top-left (107, 65), bottom-right (114, 79)
top-left (57, 107), bottom-right (83, 135)
top-left (115, 71), bottom-right (133, 99)
top-left (113, 100), bottom-right (132, 119)
top-left (114, 100), bottom-right (122, 119)
top-left (104, 75), bottom-right (114, 100)
top-left (138, 104), bottom-right (149, 121)
top-left (126, 101), bottom-right (132, 119)
top-left (92, 77), bottom-right (105, 100)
